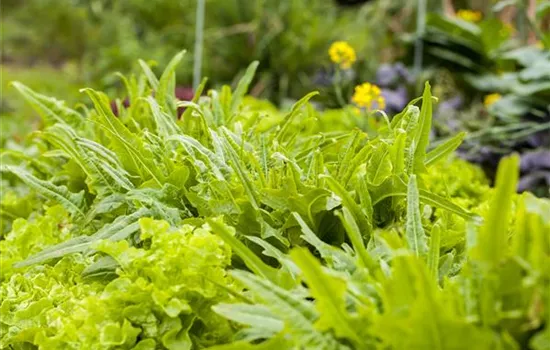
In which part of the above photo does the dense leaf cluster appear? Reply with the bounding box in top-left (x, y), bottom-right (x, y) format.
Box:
top-left (1, 53), bottom-right (548, 349)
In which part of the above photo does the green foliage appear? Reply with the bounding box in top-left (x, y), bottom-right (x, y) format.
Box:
top-left (3, 0), bottom-right (395, 103)
top-left (421, 13), bottom-right (550, 126)
top-left (467, 46), bottom-right (550, 120)
top-left (1, 217), bottom-right (235, 349)
top-left (213, 154), bottom-right (549, 349)
top-left (0, 64), bottom-right (85, 148)
top-left (421, 13), bottom-right (549, 195)
top-left (1, 53), bottom-right (548, 349)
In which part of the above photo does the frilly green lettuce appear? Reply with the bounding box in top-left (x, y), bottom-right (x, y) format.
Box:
top-left (1, 217), bottom-right (237, 349)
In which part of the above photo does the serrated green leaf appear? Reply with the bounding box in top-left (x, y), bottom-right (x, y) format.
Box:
top-left (11, 81), bottom-right (84, 127)
top-left (412, 82), bottom-right (433, 174)
top-left (1, 165), bottom-right (87, 219)
top-left (207, 218), bottom-right (278, 283)
top-left (83, 88), bottom-right (164, 185)
top-left (14, 209), bottom-right (148, 268)
top-left (231, 61), bottom-right (259, 115)
top-left (213, 303), bottom-right (284, 334)
top-left (157, 50), bottom-right (186, 115)
top-left (291, 248), bottom-right (361, 344)
top-left (406, 175), bottom-right (428, 257)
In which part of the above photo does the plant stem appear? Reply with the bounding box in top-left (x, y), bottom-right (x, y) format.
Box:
top-left (333, 69), bottom-right (347, 107)
top-left (193, 0), bottom-right (206, 90)
top-left (414, 0), bottom-right (427, 81)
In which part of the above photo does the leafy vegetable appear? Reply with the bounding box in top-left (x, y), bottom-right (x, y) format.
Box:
top-left (1, 53), bottom-right (548, 349)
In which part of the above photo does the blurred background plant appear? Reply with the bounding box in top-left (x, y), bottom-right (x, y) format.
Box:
top-left (411, 0), bottom-right (550, 195)
top-left (1, 0), bottom-right (549, 195)
top-left (2, 0), bottom-right (410, 102)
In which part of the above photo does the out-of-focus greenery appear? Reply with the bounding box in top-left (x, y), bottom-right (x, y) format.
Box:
top-left (410, 8), bottom-right (550, 195)
top-left (1, 64), bottom-right (85, 146)
top-left (1, 54), bottom-right (549, 348)
top-left (2, 0), bottom-right (549, 196)
top-left (2, 0), bottom-right (412, 103)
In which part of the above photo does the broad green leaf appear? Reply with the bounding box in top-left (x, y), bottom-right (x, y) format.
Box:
top-left (115, 72), bottom-right (138, 107)
top-left (390, 130), bottom-right (407, 175)
top-left (229, 270), bottom-right (336, 348)
top-left (43, 124), bottom-right (135, 196)
top-left (336, 130), bottom-right (362, 179)
top-left (372, 177), bottom-right (480, 221)
top-left (180, 77), bottom-right (208, 124)
top-left (292, 212), bottom-right (355, 271)
top-left (377, 256), bottom-right (498, 349)
top-left (81, 255), bottom-right (119, 280)
top-left (339, 142), bottom-right (372, 186)
top-left (168, 135), bottom-right (227, 180)
top-left (390, 97), bottom-right (423, 129)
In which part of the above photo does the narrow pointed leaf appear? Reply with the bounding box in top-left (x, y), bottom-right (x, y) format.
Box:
top-left (406, 175), bottom-right (428, 257)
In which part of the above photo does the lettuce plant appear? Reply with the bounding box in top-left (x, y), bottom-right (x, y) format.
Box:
top-left (1, 52), bottom-right (548, 349)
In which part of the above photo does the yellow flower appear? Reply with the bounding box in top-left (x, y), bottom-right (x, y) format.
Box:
top-left (352, 82), bottom-right (385, 111)
top-left (484, 93), bottom-right (501, 107)
top-left (457, 9), bottom-right (482, 23)
top-left (329, 41), bottom-right (356, 69)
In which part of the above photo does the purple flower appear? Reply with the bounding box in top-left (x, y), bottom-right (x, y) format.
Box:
top-left (376, 64), bottom-right (399, 87)
top-left (520, 151), bottom-right (550, 171)
top-left (438, 96), bottom-right (463, 112)
top-left (394, 62), bottom-right (413, 84)
top-left (376, 62), bottom-right (413, 87)
top-left (381, 86), bottom-right (408, 112)
top-left (518, 172), bottom-right (550, 193)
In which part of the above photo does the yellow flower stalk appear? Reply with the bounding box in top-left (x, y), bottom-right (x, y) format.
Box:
top-left (329, 41), bottom-right (356, 69)
top-left (352, 82), bottom-right (385, 111)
